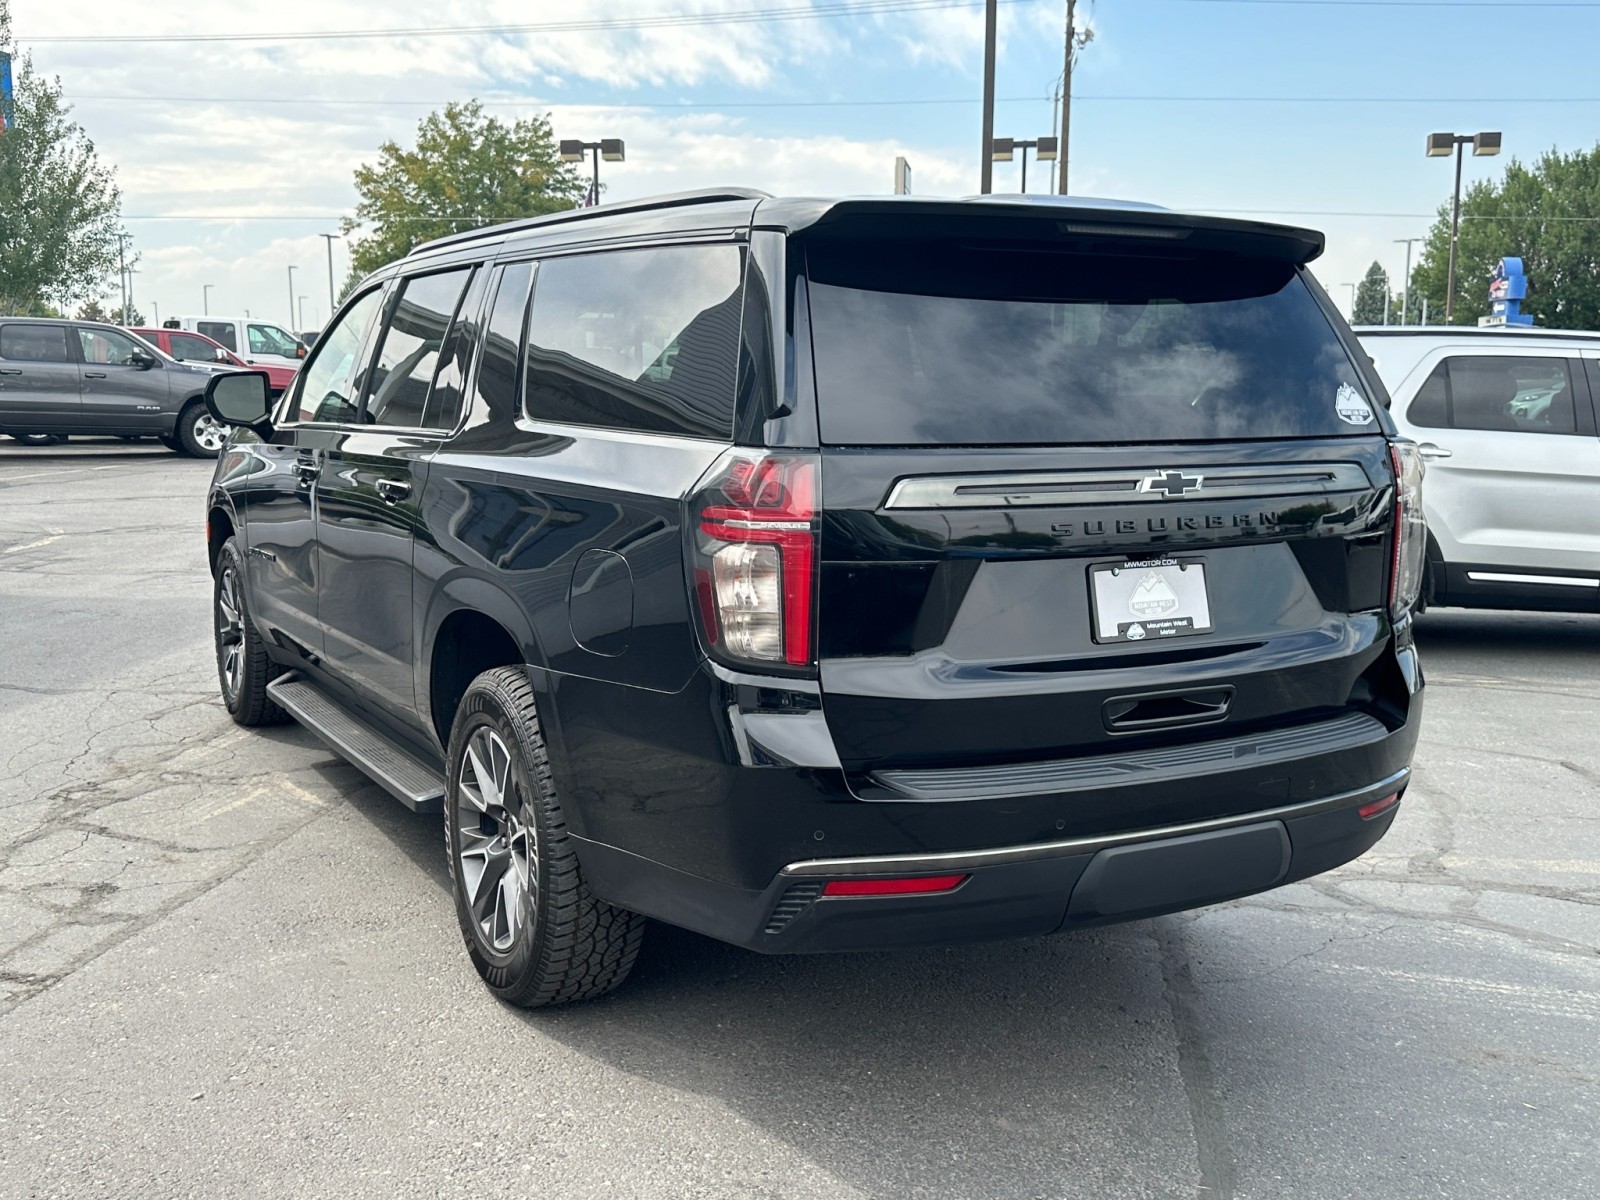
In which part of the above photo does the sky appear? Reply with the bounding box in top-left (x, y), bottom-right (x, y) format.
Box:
top-left (9, 0), bottom-right (1600, 331)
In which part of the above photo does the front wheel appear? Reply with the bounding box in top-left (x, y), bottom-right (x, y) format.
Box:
top-left (174, 403), bottom-right (228, 458)
top-left (213, 538), bottom-right (288, 725)
top-left (445, 667), bottom-right (645, 1007)
top-left (9, 433), bottom-right (64, 446)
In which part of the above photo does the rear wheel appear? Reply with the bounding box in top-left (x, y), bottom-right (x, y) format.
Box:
top-left (174, 403), bottom-right (228, 458)
top-left (445, 667), bottom-right (645, 1007)
top-left (213, 539), bottom-right (288, 726)
top-left (9, 433), bottom-right (63, 446)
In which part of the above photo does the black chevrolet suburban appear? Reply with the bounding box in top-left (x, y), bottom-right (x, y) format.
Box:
top-left (201, 190), bottom-right (1426, 1006)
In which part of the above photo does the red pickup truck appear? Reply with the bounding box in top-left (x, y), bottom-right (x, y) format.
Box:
top-left (127, 327), bottom-right (299, 397)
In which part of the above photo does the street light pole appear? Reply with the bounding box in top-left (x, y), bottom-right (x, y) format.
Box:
top-left (298, 295), bottom-right (308, 332)
top-left (1427, 131), bottom-right (1501, 324)
top-left (320, 233), bottom-right (338, 315)
top-left (286, 265), bottom-right (298, 330)
top-left (1343, 282), bottom-right (1357, 316)
top-left (979, 0), bottom-right (997, 194)
top-left (1394, 237), bottom-right (1422, 325)
top-left (991, 137), bottom-right (1058, 194)
top-left (559, 138), bottom-right (626, 207)
top-left (203, 284), bottom-right (214, 316)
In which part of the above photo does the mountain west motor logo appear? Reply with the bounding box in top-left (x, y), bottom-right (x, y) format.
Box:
top-left (1129, 569), bottom-right (1182, 618)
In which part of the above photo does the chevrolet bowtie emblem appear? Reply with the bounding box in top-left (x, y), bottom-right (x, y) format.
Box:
top-left (1139, 470), bottom-right (1204, 497)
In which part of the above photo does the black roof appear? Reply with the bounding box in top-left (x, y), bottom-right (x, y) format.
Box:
top-left (405, 190), bottom-right (1326, 265)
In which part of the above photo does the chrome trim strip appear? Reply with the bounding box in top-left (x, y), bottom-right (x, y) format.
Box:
top-left (881, 463), bottom-right (1371, 510)
top-left (781, 768), bottom-right (1410, 877)
top-left (1466, 571), bottom-right (1599, 588)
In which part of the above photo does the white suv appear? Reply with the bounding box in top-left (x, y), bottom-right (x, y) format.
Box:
top-left (1356, 327), bottom-right (1600, 613)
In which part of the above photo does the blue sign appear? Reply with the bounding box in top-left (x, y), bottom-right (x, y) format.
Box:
top-left (0, 52), bottom-right (13, 134)
top-left (1483, 257), bottom-right (1533, 326)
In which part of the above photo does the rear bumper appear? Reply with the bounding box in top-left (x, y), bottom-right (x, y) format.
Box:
top-left (573, 768), bottom-right (1406, 954)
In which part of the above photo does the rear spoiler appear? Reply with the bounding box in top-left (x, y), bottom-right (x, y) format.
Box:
top-left (762, 196), bottom-right (1324, 265)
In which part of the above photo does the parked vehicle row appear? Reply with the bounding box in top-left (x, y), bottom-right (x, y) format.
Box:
top-left (131, 327), bottom-right (299, 397)
top-left (199, 190), bottom-right (1424, 1006)
top-left (0, 318), bottom-right (231, 454)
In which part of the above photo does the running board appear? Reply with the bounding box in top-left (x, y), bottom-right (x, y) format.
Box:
top-left (267, 676), bottom-right (445, 813)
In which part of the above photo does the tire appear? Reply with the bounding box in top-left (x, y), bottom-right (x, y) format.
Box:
top-left (174, 402), bottom-right (229, 458)
top-left (213, 538), bottom-right (289, 726)
top-left (445, 667), bottom-right (645, 1007)
top-left (9, 432), bottom-right (63, 446)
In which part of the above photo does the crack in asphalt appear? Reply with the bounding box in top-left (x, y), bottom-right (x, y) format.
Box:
top-left (1156, 917), bottom-right (1238, 1200)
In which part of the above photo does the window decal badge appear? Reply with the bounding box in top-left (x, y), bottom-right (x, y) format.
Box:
top-left (1335, 382), bottom-right (1374, 426)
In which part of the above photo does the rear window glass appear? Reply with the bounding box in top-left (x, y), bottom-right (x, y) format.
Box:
top-left (806, 240), bottom-right (1376, 445)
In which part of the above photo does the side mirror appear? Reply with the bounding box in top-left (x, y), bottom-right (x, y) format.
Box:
top-left (214, 347), bottom-right (230, 363)
top-left (205, 371), bottom-right (274, 435)
top-left (296, 344), bottom-right (307, 359)
top-left (130, 349), bottom-right (157, 370)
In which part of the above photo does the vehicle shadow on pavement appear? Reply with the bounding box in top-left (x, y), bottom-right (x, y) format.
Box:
top-left (524, 918), bottom-right (1214, 1196)
top-left (1415, 608), bottom-right (1600, 656)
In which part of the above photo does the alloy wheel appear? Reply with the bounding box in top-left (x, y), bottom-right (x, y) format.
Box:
top-left (192, 412), bottom-right (229, 453)
top-left (215, 565), bottom-right (244, 704)
top-left (455, 728), bottom-right (536, 958)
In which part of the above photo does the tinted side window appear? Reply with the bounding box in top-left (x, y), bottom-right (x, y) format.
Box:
top-left (198, 322), bottom-right (237, 352)
top-left (0, 325), bottom-right (72, 362)
top-left (524, 245), bottom-right (743, 439)
top-left (1407, 361), bottom-right (1448, 428)
top-left (170, 333), bottom-right (219, 362)
top-left (473, 262), bottom-right (533, 426)
top-left (1447, 356), bottom-right (1575, 435)
top-left (420, 267), bottom-right (487, 431)
top-left (287, 289), bottom-right (383, 424)
top-left (363, 268), bottom-right (472, 428)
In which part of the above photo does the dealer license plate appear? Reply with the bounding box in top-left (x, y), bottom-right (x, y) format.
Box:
top-left (1089, 557), bottom-right (1214, 644)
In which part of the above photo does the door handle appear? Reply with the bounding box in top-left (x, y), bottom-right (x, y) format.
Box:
top-left (375, 478), bottom-right (413, 504)
top-left (1417, 442), bottom-right (1453, 460)
top-left (84, 371), bottom-right (107, 379)
top-left (0, 368), bottom-right (22, 376)
top-left (292, 457), bottom-right (320, 485)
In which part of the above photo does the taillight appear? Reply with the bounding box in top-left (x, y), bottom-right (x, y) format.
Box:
top-left (1388, 441), bottom-right (1426, 619)
top-left (691, 451), bottom-right (820, 669)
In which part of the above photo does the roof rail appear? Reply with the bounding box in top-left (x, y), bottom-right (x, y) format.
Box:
top-left (410, 187), bottom-right (773, 256)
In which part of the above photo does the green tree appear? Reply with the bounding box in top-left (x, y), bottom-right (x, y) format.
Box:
top-left (76, 297), bottom-right (108, 322)
top-left (341, 102), bottom-right (586, 289)
top-left (1410, 145), bottom-right (1600, 327)
top-left (107, 302), bottom-right (143, 325)
top-left (0, 2), bottom-right (129, 316)
top-left (1352, 261), bottom-right (1390, 325)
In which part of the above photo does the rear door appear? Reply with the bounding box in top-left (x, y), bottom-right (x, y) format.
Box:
top-left (315, 264), bottom-right (481, 730)
top-left (799, 227), bottom-right (1398, 827)
top-left (1401, 349), bottom-right (1600, 578)
top-left (0, 324), bottom-right (81, 429)
top-left (75, 326), bottom-right (171, 432)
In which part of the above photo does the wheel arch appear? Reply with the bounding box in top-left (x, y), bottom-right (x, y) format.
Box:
top-left (422, 578), bottom-right (547, 752)
top-left (206, 497), bottom-right (238, 575)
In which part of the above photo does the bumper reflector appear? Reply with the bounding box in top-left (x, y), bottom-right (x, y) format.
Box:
top-left (1358, 792), bottom-right (1402, 821)
top-left (822, 874), bottom-right (969, 897)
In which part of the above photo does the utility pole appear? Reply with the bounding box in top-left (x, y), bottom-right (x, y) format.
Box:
top-left (1058, 0), bottom-right (1074, 194)
top-left (117, 234), bottom-right (129, 321)
top-left (979, 0), bottom-right (997, 194)
top-left (1394, 237), bottom-right (1422, 325)
top-left (320, 233), bottom-right (339, 315)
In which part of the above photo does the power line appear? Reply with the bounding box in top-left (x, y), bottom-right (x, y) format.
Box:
top-left (64, 92), bottom-right (1600, 109)
top-left (17, 0), bottom-right (1032, 45)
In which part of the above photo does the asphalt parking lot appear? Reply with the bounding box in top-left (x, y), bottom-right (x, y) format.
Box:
top-left (1, 440), bottom-right (1596, 1200)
